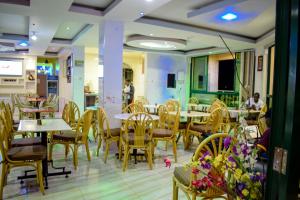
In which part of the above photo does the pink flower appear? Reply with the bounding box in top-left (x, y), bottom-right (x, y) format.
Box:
top-left (164, 157), bottom-right (171, 168)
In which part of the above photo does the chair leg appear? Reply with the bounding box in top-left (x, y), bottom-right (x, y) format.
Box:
top-left (0, 163), bottom-right (7, 199)
top-left (85, 141), bottom-right (91, 161)
top-left (147, 145), bottom-right (153, 170)
top-left (104, 141), bottom-right (110, 163)
top-left (172, 178), bottom-right (179, 200)
top-left (122, 145), bottom-right (129, 172)
top-left (65, 144), bottom-right (70, 159)
top-left (37, 161), bottom-right (45, 195)
top-left (165, 141), bottom-right (168, 151)
top-left (184, 133), bottom-right (190, 150)
top-left (172, 139), bottom-right (177, 163)
top-left (118, 139), bottom-right (122, 160)
top-left (49, 143), bottom-right (54, 161)
top-left (73, 145), bottom-right (79, 170)
top-left (96, 136), bottom-right (102, 157)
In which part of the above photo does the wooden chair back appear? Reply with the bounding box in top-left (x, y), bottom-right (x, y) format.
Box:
top-left (165, 99), bottom-right (180, 112)
top-left (157, 105), bottom-right (179, 133)
top-left (97, 108), bottom-right (113, 139)
top-left (124, 112), bottom-right (153, 147)
top-left (69, 101), bottom-right (80, 126)
top-left (75, 110), bottom-right (93, 142)
top-left (122, 103), bottom-right (144, 113)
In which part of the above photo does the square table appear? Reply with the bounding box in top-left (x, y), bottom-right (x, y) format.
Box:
top-left (20, 107), bottom-right (55, 119)
top-left (18, 119), bottom-right (72, 189)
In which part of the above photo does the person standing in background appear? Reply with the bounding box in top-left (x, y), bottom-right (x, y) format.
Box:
top-left (123, 79), bottom-right (134, 106)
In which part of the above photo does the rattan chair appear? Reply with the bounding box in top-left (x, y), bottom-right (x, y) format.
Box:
top-left (173, 133), bottom-right (232, 200)
top-left (0, 120), bottom-right (45, 198)
top-left (152, 105), bottom-right (179, 162)
top-left (184, 107), bottom-right (224, 150)
top-left (121, 112), bottom-right (154, 171)
top-left (96, 108), bottom-right (121, 163)
top-left (122, 103), bottom-right (145, 113)
top-left (49, 110), bottom-right (93, 170)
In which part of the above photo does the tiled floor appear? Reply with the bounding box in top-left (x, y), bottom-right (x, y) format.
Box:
top-left (1, 137), bottom-right (197, 200)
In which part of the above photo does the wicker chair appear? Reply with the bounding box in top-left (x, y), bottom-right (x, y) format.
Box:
top-left (152, 105), bottom-right (179, 162)
top-left (173, 133), bottom-right (232, 200)
top-left (121, 112), bottom-right (154, 171)
top-left (0, 119), bottom-right (45, 198)
top-left (96, 108), bottom-right (121, 163)
top-left (49, 110), bottom-right (93, 170)
top-left (184, 107), bottom-right (224, 150)
top-left (122, 103), bottom-right (145, 113)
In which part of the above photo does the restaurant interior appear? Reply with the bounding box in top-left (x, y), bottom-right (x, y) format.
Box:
top-left (0, 0), bottom-right (299, 199)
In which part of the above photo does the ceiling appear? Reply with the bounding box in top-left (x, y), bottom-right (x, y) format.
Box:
top-left (0, 0), bottom-right (275, 56)
top-left (72, 0), bottom-right (114, 10)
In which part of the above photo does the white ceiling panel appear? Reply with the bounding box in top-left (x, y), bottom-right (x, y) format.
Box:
top-left (0, 13), bottom-right (28, 35)
top-left (73, 0), bottom-right (113, 9)
top-left (54, 22), bottom-right (86, 39)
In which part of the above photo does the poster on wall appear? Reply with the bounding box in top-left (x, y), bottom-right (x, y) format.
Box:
top-left (257, 55), bottom-right (263, 71)
top-left (0, 59), bottom-right (23, 76)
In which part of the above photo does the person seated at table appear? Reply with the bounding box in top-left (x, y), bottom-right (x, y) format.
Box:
top-left (255, 109), bottom-right (272, 153)
top-left (245, 92), bottom-right (264, 110)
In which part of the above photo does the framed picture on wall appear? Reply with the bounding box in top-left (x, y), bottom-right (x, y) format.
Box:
top-left (257, 55), bottom-right (263, 71)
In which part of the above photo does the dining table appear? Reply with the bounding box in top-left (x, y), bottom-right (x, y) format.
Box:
top-left (143, 104), bottom-right (160, 114)
top-left (20, 107), bottom-right (55, 119)
top-left (17, 119), bottom-right (72, 189)
top-left (27, 97), bottom-right (47, 107)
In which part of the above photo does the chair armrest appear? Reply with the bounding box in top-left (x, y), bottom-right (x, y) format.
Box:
top-left (257, 144), bottom-right (267, 152)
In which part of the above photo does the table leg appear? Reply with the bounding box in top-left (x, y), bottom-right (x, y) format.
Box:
top-left (41, 131), bottom-right (48, 189)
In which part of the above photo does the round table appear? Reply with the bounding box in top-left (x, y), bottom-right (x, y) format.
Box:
top-left (169, 111), bottom-right (210, 118)
top-left (114, 113), bottom-right (159, 121)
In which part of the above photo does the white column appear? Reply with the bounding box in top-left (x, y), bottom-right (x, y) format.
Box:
top-left (99, 21), bottom-right (124, 128)
top-left (71, 46), bottom-right (85, 114)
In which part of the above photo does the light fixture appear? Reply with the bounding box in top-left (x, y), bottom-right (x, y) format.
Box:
top-left (140, 42), bottom-right (176, 49)
top-left (31, 32), bottom-right (37, 41)
top-left (127, 35), bottom-right (186, 50)
top-left (146, 0), bottom-right (153, 2)
top-left (221, 13), bottom-right (237, 21)
top-left (66, 27), bottom-right (70, 30)
top-left (208, 52), bottom-right (212, 54)
top-left (139, 12), bottom-right (144, 16)
top-left (149, 33), bottom-right (153, 36)
top-left (18, 41), bottom-right (29, 47)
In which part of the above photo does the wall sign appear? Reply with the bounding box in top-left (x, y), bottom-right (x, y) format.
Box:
top-left (257, 55), bottom-right (263, 71)
top-left (75, 60), bottom-right (84, 67)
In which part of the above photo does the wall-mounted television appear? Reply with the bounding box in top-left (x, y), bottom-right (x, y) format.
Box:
top-left (218, 59), bottom-right (235, 91)
top-left (167, 73), bottom-right (176, 88)
top-left (0, 59), bottom-right (23, 76)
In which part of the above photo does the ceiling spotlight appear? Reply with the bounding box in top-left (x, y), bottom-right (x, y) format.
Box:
top-left (221, 13), bottom-right (237, 21)
top-left (149, 33), bottom-right (153, 36)
top-left (139, 12), bottom-right (144, 16)
top-left (31, 32), bottom-right (37, 41)
top-left (66, 27), bottom-right (70, 30)
top-left (146, 0), bottom-right (153, 2)
top-left (18, 41), bottom-right (29, 47)
top-left (208, 52), bottom-right (212, 54)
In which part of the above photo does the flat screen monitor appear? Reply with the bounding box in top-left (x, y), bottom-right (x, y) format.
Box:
top-left (167, 73), bottom-right (176, 88)
top-left (218, 59), bottom-right (235, 91)
top-left (0, 59), bottom-right (23, 76)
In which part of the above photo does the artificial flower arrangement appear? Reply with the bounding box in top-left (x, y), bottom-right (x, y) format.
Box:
top-left (185, 128), bottom-right (265, 200)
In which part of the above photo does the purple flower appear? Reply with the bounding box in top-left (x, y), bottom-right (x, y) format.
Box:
top-left (237, 183), bottom-right (246, 191)
top-left (224, 137), bottom-right (231, 149)
top-left (233, 146), bottom-right (238, 155)
top-left (201, 163), bottom-right (212, 169)
top-left (200, 151), bottom-right (210, 161)
top-left (241, 145), bottom-right (249, 156)
top-left (228, 156), bottom-right (236, 163)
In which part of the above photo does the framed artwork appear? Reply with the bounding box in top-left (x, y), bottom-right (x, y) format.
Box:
top-left (257, 55), bottom-right (263, 71)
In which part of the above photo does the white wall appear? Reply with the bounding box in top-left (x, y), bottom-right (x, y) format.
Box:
top-left (145, 53), bottom-right (188, 109)
top-left (84, 53), bottom-right (100, 93)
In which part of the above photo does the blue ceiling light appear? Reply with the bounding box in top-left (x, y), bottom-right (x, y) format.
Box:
top-left (18, 40), bottom-right (29, 47)
top-left (221, 13), bottom-right (237, 21)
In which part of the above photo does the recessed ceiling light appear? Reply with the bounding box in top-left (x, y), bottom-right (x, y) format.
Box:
top-left (31, 32), bottom-right (37, 41)
top-left (208, 52), bottom-right (212, 54)
top-left (139, 12), bottom-right (144, 16)
top-left (66, 27), bottom-right (70, 30)
top-left (146, 0), bottom-right (153, 2)
top-left (221, 13), bottom-right (237, 21)
top-left (149, 33), bottom-right (153, 36)
top-left (18, 41), bottom-right (29, 47)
